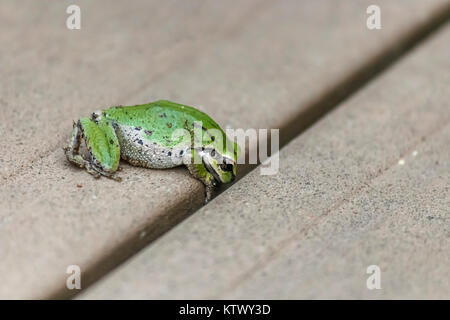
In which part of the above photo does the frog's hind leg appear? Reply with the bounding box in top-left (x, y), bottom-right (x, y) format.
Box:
top-left (64, 117), bottom-right (122, 181)
top-left (64, 120), bottom-right (88, 168)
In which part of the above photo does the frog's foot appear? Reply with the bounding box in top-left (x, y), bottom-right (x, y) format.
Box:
top-left (64, 121), bottom-right (85, 167)
top-left (205, 184), bottom-right (215, 203)
top-left (86, 161), bottom-right (122, 182)
top-left (185, 161), bottom-right (218, 204)
top-left (66, 154), bottom-right (122, 181)
top-left (97, 169), bottom-right (122, 182)
top-left (84, 161), bottom-right (101, 179)
top-left (65, 118), bottom-right (122, 182)
top-left (64, 149), bottom-right (85, 168)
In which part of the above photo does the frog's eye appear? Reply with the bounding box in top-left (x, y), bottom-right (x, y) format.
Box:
top-left (219, 163), bottom-right (233, 172)
top-left (207, 148), bottom-right (221, 160)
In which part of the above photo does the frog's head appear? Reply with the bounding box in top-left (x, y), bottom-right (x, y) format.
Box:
top-left (200, 143), bottom-right (238, 184)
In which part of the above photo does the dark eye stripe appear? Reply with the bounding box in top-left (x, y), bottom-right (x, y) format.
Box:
top-left (220, 163), bottom-right (233, 172)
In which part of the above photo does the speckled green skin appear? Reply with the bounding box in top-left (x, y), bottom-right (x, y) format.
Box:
top-left (64, 100), bottom-right (239, 202)
top-left (106, 100), bottom-right (223, 147)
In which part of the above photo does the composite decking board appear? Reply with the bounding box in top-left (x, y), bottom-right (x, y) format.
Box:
top-left (80, 24), bottom-right (450, 299)
top-left (0, 0), bottom-right (448, 298)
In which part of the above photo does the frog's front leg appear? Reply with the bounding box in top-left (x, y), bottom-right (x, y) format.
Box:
top-left (184, 150), bottom-right (218, 203)
top-left (204, 180), bottom-right (216, 203)
top-left (64, 117), bottom-right (122, 181)
top-left (185, 163), bottom-right (217, 202)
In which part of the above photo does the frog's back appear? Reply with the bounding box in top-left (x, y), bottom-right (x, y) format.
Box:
top-left (104, 100), bottom-right (224, 146)
top-left (101, 100), bottom-right (229, 169)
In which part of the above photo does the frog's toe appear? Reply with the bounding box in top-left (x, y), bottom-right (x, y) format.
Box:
top-left (110, 174), bottom-right (122, 182)
top-left (101, 169), bottom-right (121, 181)
top-left (85, 164), bottom-right (101, 179)
top-left (205, 184), bottom-right (215, 203)
top-left (92, 165), bottom-right (122, 182)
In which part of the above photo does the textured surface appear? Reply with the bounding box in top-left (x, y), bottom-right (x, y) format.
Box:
top-left (1, 0), bottom-right (449, 299)
top-left (229, 127), bottom-right (450, 299)
top-left (81, 24), bottom-right (450, 299)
